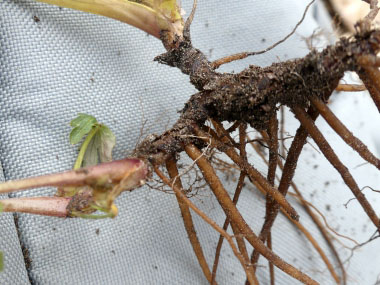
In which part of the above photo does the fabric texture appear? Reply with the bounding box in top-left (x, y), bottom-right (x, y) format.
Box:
top-left (0, 163), bottom-right (31, 285)
top-left (1, 0), bottom-right (380, 284)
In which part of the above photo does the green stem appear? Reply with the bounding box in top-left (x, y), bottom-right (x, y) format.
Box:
top-left (0, 251), bottom-right (3, 272)
top-left (73, 126), bottom-right (99, 170)
top-left (71, 204), bottom-right (117, 219)
top-left (70, 212), bottom-right (115, 219)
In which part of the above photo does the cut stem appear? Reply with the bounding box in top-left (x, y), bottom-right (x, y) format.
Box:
top-left (37, 0), bottom-right (162, 38)
top-left (0, 159), bottom-right (148, 194)
top-left (0, 197), bottom-right (70, 217)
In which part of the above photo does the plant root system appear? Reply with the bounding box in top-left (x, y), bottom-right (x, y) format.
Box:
top-left (3, 3), bottom-right (380, 284)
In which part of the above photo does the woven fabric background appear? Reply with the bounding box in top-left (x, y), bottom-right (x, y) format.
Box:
top-left (1, 0), bottom-right (380, 284)
top-left (0, 162), bottom-right (31, 285)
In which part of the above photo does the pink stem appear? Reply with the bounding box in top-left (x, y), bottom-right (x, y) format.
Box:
top-left (1, 197), bottom-right (71, 217)
top-left (0, 158), bottom-right (148, 194)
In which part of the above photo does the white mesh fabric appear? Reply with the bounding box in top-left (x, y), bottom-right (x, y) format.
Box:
top-left (0, 162), bottom-right (30, 285)
top-left (1, 0), bottom-right (380, 284)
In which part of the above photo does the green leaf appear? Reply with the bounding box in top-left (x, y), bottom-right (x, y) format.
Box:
top-left (70, 113), bottom-right (97, 128)
top-left (82, 133), bottom-right (100, 167)
top-left (98, 125), bottom-right (116, 163)
top-left (158, 0), bottom-right (181, 20)
top-left (82, 125), bottom-right (116, 167)
top-left (0, 202), bottom-right (3, 213)
top-left (69, 114), bottom-right (97, 145)
top-left (0, 251), bottom-right (3, 272)
top-left (69, 114), bottom-right (116, 169)
top-left (36, 0), bottom-right (163, 39)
